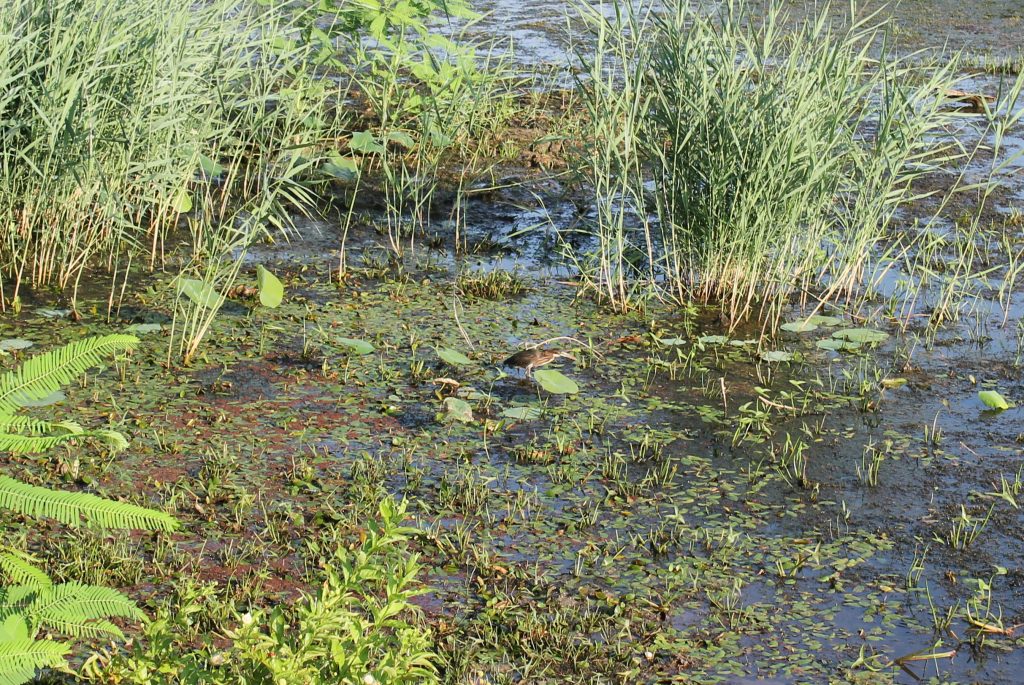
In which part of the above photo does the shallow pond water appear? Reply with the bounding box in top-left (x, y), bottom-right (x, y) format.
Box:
top-left (3, 1), bottom-right (1024, 683)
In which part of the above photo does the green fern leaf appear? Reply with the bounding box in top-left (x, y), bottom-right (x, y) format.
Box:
top-left (42, 617), bottom-right (123, 640)
top-left (0, 638), bottom-right (69, 685)
top-left (0, 477), bottom-right (178, 532)
top-left (0, 434), bottom-right (80, 454)
top-left (0, 335), bottom-right (138, 417)
top-left (24, 583), bottom-right (143, 627)
top-left (0, 553), bottom-right (50, 591)
top-left (0, 417), bottom-right (83, 436)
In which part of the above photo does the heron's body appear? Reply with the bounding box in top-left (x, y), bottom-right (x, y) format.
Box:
top-left (502, 348), bottom-right (575, 377)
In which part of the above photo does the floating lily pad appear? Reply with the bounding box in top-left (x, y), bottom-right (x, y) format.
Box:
top-left (833, 328), bottom-right (889, 344)
top-left (979, 390), bottom-right (1010, 410)
top-left (728, 339), bottom-right (758, 347)
top-left (337, 338), bottom-right (375, 355)
top-left (880, 377), bottom-right (908, 389)
top-left (0, 338), bottom-right (33, 351)
top-left (501, 406), bottom-right (543, 421)
top-left (697, 335), bottom-right (728, 345)
top-left (443, 397), bottom-right (473, 423)
top-left (126, 323), bottom-right (163, 334)
top-left (534, 369), bottom-right (579, 395)
top-left (657, 337), bottom-right (687, 346)
top-left (816, 338), bottom-right (862, 351)
top-left (256, 265), bottom-right (284, 308)
top-left (760, 350), bottom-right (795, 363)
top-left (37, 308), bottom-right (70, 319)
top-left (780, 320), bottom-right (818, 333)
top-left (436, 347), bottom-right (472, 365)
top-left (807, 315), bottom-right (844, 327)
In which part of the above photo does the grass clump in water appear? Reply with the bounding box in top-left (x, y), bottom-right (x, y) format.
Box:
top-left (572, 0), bottom-right (1011, 324)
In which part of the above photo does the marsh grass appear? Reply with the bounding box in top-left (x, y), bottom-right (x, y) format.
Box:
top-left (569, 0), bottom-right (1024, 326)
top-left (0, 0), bottom-right (332, 308)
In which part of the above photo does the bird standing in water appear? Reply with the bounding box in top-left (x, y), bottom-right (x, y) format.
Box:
top-left (502, 348), bottom-right (576, 377)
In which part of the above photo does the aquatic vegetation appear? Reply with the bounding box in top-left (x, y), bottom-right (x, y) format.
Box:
top-left (570, 0), bottom-right (1024, 326)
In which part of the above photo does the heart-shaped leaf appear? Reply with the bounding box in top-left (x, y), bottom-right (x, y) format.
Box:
top-left (443, 397), bottom-right (473, 423)
top-left (176, 278), bottom-right (224, 310)
top-left (979, 390), bottom-right (1010, 410)
top-left (534, 369), bottom-right (579, 395)
top-left (256, 265), bottom-right (284, 308)
top-left (436, 347), bottom-right (472, 365)
top-left (337, 338), bottom-right (374, 355)
top-left (501, 406), bottom-right (543, 420)
top-left (833, 328), bottom-right (889, 344)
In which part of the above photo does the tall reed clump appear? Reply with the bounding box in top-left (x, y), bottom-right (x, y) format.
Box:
top-left (572, 0), bottom-right (995, 324)
top-left (0, 0), bottom-right (332, 307)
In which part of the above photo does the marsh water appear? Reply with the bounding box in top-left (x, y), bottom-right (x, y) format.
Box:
top-left (4, 1), bottom-right (1024, 684)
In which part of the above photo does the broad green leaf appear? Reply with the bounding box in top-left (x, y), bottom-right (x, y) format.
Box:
top-left (697, 335), bottom-right (728, 345)
top-left (125, 323), bottom-right (162, 334)
top-left (387, 131), bottom-right (416, 148)
top-left (658, 337), bottom-right (687, 346)
top-left (534, 369), bottom-right (579, 395)
top-left (350, 131), bottom-right (386, 155)
top-left (501, 406), bottom-right (543, 420)
top-left (880, 377), bottom-right (908, 389)
top-left (20, 390), bottom-right (66, 408)
top-left (443, 397), bottom-right (473, 423)
top-left (760, 350), bottom-right (794, 363)
top-left (436, 347), bottom-right (472, 365)
top-left (0, 339), bottom-right (33, 351)
top-left (172, 188), bottom-right (193, 213)
top-left (808, 314), bottom-right (843, 326)
top-left (37, 308), bottom-right (70, 319)
top-left (198, 154), bottom-right (224, 177)
top-left (337, 338), bottom-right (374, 355)
top-left (979, 390), bottom-right (1010, 410)
top-left (780, 320), bottom-right (818, 333)
top-left (175, 278), bottom-right (224, 310)
top-left (323, 154), bottom-right (359, 181)
top-left (833, 328), bottom-right (889, 344)
top-left (256, 265), bottom-right (284, 308)
top-left (816, 338), bottom-right (861, 351)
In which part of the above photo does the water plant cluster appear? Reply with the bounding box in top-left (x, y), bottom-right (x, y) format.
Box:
top-left (2, 0), bottom-right (1024, 683)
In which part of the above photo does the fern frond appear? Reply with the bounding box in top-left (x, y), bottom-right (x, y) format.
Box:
top-left (0, 335), bottom-right (138, 417)
top-left (0, 434), bottom-right (79, 454)
top-left (32, 617), bottom-right (124, 641)
top-left (0, 417), bottom-right (82, 436)
top-left (0, 638), bottom-right (69, 685)
top-left (23, 583), bottom-right (144, 628)
top-left (0, 552), bottom-right (51, 590)
top-left (0, 477), bottom-right (178, 532)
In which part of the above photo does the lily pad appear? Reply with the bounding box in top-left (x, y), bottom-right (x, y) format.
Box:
top-left (126, 323), bottom-right (163, 334)
top-left (436, 347), bottom-right (472, 365)
top-left (256, 265), bottom-right (284, 308)
top-left (760, 350), bottom-right (795, 363)
top-left (979, 390), bottom-right (1010, 410)
top-left (697, 335), bottom-right (728, 345)
top-left (657, 337), bottom-right (687, 346)
top-left (37, 308), bottom-right (70, 319)
top-left (534, 369), bottom-right (579, 395)
top-left (816, 338), bottom-right (861, 352)
top-left (808, 314), bottom-right (844, 327)
top-left (337, 338), bottom-right (375, 355)
top-left (0, 338), bottom-right (33, 351)
top-left (833, 328), bottom-right (889, 344)
top-left (780, 320), bottom-right (818, 333)
top-left (501, 406), bottom-right (543, 421)
top-left (443, 397), bottom-right (473, 423)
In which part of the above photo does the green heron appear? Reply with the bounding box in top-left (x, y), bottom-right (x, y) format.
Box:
top-left (502, 348), bottom-right (576, 377)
